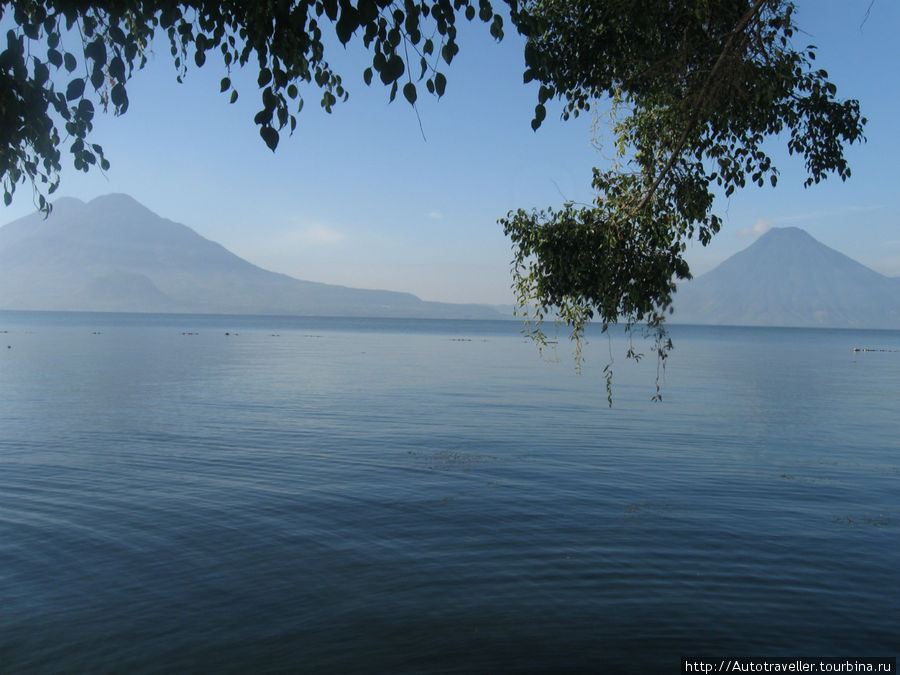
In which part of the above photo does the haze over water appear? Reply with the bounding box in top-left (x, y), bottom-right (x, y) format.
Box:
top-left (1, 312), bottom-right (898, 672)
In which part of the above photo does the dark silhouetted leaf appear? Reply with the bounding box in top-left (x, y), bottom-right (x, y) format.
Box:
top-left (66, 78), bottom-right (85, 101)
top-left (260, 125), bottom-right (279, 151)
top-left (33, 61), bottom-right (49, 86)
top-left (336, 5), bottom-right (359, 44)
top-left (110, 83), bottom-right (128, 111)
top-left (84, 39), bottom-right (106, 66)
top-left (90, 63), bottom-right (104, 89)
top-left (108, 56), bottom-right (125, 82)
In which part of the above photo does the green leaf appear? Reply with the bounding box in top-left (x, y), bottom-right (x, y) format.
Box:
top-left (84, 39), bottom-right (106, 67)
top-left (357, 0), bottom-right (378, 23)
top-left (434, 72), bottom-right (446, 97)
top-left (110, 83), bottom-right (128, 111)
top-left (77, 99), bottom-right (94, 117)
top-left (336, 5), bottom-right (359, 44)
top-left (489, 15), bottom-right (503, 39)
top-left (380, 54), bottom-right (404, 84)
top-left (66, 78), bottom-right (85, 101)
top-left (108, 56), bottom-right (126, 82)
top-left (33, 61), bottom-right (49, 86)
top-left (220, 77), bottom-right (231, 92)
top-left (363, 67), bottom-right (373, 86)
top-left (479, 0), bottom-right (492, 21)
top-left (63, 52), bottom-right (76, 72)
top-left (90, 63), bottom-right (104, 90)
top-left (403, 82), bottom-right (417, 104)
top-left (260, 126), bottom-right (279, 151)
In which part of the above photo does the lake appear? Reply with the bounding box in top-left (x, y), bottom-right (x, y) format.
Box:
top-left (1, 312), bottom-right (898, 672)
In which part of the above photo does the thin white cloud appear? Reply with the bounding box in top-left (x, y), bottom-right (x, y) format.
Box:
top-left (736, 218), bottom-right (772, 239)
top-left (295, 225), bottom-right (347, 246)
top-left (427, 210), bottom-right (443, 220)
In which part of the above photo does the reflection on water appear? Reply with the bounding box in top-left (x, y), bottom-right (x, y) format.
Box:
top-left (1, 313), bottom-right (898, 672)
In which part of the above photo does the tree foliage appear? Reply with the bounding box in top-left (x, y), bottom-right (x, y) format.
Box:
top-left (0, 0), bottom-right (506, 210)
top-left (501, 0), bottom-right (866, 401)
top-left (0, 0), bottom-right (866, 402)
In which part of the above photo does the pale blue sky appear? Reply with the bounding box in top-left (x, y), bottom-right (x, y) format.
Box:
top-left (2, 0), bottom-right (898, 304)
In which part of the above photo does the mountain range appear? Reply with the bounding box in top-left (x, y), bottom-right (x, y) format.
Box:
top-left (1, 194), bottom-right (897, 328)
top-left (672, 226), bottom-right (900, 328)
top-left (0, 194), bottom-right (502, 319)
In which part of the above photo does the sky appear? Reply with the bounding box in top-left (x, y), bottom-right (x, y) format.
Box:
top-left (1, 0), bottom-right (898, 306)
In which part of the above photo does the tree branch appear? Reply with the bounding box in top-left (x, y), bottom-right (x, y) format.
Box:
top-left (626, 0), bottom-right (771, 218)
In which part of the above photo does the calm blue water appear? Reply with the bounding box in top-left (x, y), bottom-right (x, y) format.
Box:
top-left (1, 312), bottom-right (898, 672)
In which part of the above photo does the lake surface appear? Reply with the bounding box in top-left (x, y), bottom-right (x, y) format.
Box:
top-left (1, 312), bottom-right (898, 672)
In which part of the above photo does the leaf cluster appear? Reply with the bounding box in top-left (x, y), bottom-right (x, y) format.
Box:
top-left (1, 0), bottom-right (507, 210)
top-left (501, 0), bottom-right (866, 401)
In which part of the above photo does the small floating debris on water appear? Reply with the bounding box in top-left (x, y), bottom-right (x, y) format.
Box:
top-left (181, 331), bottom-right (199, 336)
top-left (303, 334), bottom-right (322, 338)
top-left (449, 338), bottom-right (472, 342)
top-left (91, 331), bottom-right (102, 335)
top-left (852, 347), bottom-right (898, 352)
